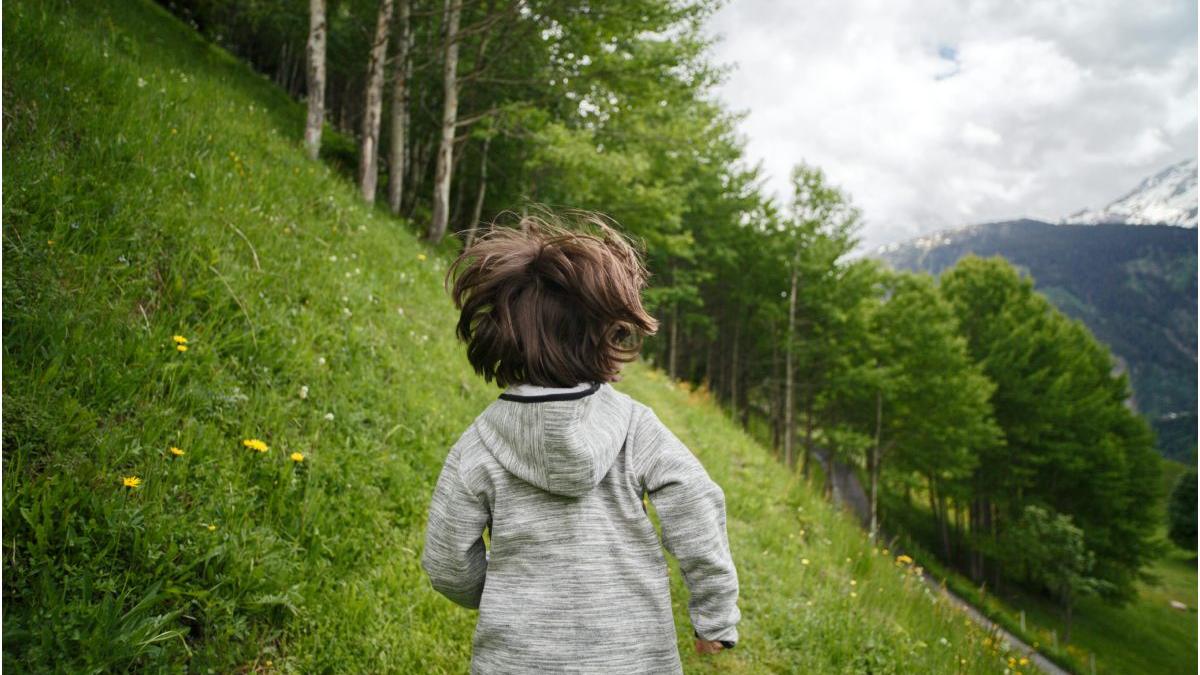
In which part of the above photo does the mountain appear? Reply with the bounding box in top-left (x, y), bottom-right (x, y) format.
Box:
top-left (1062, 158), bottom-right (1198, 227)
top-left (877, 220), bottom-right (1197, 461)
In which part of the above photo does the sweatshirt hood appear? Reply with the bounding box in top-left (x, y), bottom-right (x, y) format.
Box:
top-left (474, 383), bottom-right (633, 497)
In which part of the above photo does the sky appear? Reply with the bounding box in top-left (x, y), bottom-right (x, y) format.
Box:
top-left (703, 0), bottom-right (1198, 251)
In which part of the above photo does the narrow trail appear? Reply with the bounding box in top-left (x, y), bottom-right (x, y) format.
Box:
top-left (811, 449), bottom-right (1071, 675)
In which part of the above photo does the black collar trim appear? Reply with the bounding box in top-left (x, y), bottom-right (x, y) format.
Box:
top-left (499, 382), bottom-right (601, 403)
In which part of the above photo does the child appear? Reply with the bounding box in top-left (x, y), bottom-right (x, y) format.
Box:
top-left (422, 214), bottom-right (740, 673)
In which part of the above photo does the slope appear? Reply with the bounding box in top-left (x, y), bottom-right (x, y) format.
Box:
top-left (2, 1), bottom-right (1011, 672)
top-left (878, 219), bottom-right (1197, 461)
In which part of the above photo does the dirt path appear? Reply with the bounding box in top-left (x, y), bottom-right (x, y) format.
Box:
top-left (811, 448), bottom-right (1071, 675)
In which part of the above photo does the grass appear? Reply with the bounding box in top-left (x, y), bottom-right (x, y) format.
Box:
top-left (886, 492), bottom-right (1198, 675)
top-left (4, 0), bottom-right (1013, 671)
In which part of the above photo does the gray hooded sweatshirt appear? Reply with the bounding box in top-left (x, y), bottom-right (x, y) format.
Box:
top-left (421, 382), bottom-right (740, 674)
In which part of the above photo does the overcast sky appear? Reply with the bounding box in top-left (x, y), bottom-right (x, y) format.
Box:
top-left (703, 0), bottom-right (1198, 251)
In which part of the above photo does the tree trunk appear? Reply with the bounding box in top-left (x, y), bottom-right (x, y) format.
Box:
top-left (730, 321), bottom-right (740, 419)
top-left (427, 0), bottom-right (462, 242)
top-left (770, 340), bottom-right (781, 452)
top-left (869, 389), bottom-right (882, 541)
top-left (465, 135), bottom-right (490, 247)
top-left (358, 0), bottom-right (395, 203)
top-left (969, 496), bottom-right (983, 581)
top-left (705, 332), bottom-right (716, 391)
top-left (783, 259), bottom-right (798, 470)
top-left (386, 0), bottom-right (412, 214)
top-left (668, 303), bottom-right (679, 379)
top-left (938, 491), bottom-right (952, 561)
top-left (303, 0), bottom-right (327, 161)
top-left (801, 384), bottom-right (814, 477)
top-left (928, 476), bottom-right (941, 549)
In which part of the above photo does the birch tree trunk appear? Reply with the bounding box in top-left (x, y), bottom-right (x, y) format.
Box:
top-left (303, 0), bottom-right (327, 161)
top-left (426, 0), bottom-right (461, 242)
top-left (358, 0), bottom-right (394, 204)
top-left (783, 258), bottom-right (798, 470)
top-left (386, 0), bottom-right (412, 215)
top-left (465, 135), bottom-right (490, 247)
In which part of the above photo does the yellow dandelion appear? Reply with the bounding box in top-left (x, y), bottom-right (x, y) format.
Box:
top-left (850, 579), bottom-right (857, 586)
top-left (896, 554), bottom-right (914, 565)
top-left (850, 591), bottom-right (857, 598)
top-left (172, 335), bottom-right (189, 344)
top-left (207, 523), bottom-right (217, 531)
top-left (122, 475), bottom-right (142, 488)
top-left (176, 344), bottom-right (188, 352)
top-left (801, 558), bottom-right (810, 565)
top-left (169, 446), bottom-right (185, 457)
top-left (1019, 657), bottom-right (1029, 666)
top-left (417, 253), bottom-right (427, 261)
top-left (243, 438), bottom-right (269, 452)
top-left (290, 451), bottom-right (304, 463)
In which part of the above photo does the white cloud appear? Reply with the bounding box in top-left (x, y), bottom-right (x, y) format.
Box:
top-left (705, 0), bottom-right (1198, 250)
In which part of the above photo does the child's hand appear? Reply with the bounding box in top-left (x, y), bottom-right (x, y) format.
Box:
top-left (694, 639), bottom-right (725, 654)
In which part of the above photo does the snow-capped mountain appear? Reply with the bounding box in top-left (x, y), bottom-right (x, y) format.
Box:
top-left (1062, 158), bottom-right (1198, 227)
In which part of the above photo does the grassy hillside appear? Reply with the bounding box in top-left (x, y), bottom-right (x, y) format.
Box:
top-left (889, 494), bottom-right (1198, 675)
top-left (3, 1), bottom-right (1013, 672)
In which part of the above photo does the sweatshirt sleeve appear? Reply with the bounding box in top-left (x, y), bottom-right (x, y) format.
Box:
top-left (635, 409), bottom-right (741, 644)
top-left (421, 444), bottom-right (490, 609)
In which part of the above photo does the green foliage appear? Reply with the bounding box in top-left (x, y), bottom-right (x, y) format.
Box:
top-left (938, 256), bottom-right (1163, 602)
top-left (881, 219), bottom-right (1198, 459)
top-left (864, 272), bottom-right (999, 483)
top-left (1167, 470), bottom-right (1198, 551)
top-left (2, 0), bottom-right (1012, 672)
top-left (1006, 507), bottom-right (1107, 628)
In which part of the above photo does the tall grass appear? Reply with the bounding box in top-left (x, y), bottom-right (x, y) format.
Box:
top-left (4, 0), bottom-right (1011, 671)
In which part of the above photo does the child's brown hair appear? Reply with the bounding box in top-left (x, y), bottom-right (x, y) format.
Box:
top-left (447, 211), bottom-right (659, 388)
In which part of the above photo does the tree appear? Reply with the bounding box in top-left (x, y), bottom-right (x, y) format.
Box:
top-left (358, 0), bottom-right (395, 203)
top-left (780, 164), bottom-right (859, 473)
top-left (386, 0), bottom-right (413, 214)
top-left (426, 0), bottom-right (460, 241)
top-left (1168, 469), bottom-right (1197, 551)
top-left (856, 271), bottom-right (998, 551)
top-left (940, 256), bottom-right (1162, 600)
top-left (303, 0), bottom-right (327, 160)
top-left (1007, 505), bottom-right (1107, 643)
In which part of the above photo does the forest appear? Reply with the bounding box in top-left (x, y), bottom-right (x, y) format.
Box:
top-left (2, 0), bottom-right (1191, 671)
